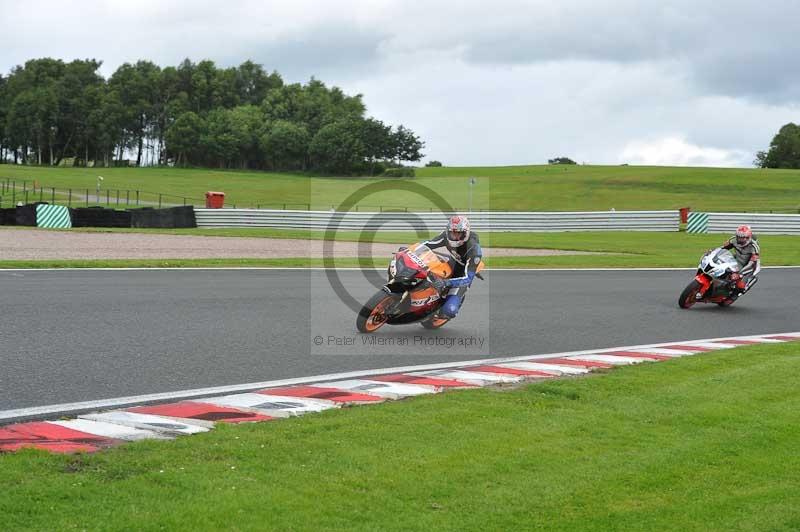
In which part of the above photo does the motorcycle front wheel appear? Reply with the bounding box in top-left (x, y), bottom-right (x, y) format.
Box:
top-left (678, 280), bottom-right (702, 309)
top-left (356, 291), bottom-right (400, 333)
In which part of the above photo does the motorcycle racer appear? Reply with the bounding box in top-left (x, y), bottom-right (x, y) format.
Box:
top-left (421, 215), bottom-right (483, 319)
top-left (722, 225), bottom-right (760, 298)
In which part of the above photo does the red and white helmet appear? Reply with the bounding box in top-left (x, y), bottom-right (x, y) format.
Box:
top-left (447, 215), bottom-right (471, 247)
top-left (735, 225), bottom-right (753, 247)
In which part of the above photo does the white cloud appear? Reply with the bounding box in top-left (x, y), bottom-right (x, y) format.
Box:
top-left (619, 137), bottom-right (751, 168)
top-left (1, 0), bottom-right (799, 166)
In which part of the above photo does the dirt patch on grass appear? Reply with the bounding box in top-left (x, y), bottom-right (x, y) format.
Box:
top-left (0, 228), bottom-right (608, 260)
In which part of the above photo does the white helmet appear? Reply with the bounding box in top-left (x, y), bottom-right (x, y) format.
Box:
top-left (735, 225), bottom-right (753, 248)
top-left (446, 215), bottom-right (471, 247)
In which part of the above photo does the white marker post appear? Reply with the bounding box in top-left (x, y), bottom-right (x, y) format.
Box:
top-left (468, 177), bottom-right (476, 212)
top-left (96, 175), bottom-right (104, 205)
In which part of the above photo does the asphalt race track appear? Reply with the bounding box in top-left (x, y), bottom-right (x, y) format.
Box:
top-left (2, 268), bottom-right (799, 411)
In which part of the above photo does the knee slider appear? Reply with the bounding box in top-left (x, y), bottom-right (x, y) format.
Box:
top-left (440, 295), bottom-right (463, 318)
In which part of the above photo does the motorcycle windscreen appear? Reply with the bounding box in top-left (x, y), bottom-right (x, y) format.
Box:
top-left (408, 243), bottom-right (453, 279)
top-left (710, 248), bottom-right (740, 276)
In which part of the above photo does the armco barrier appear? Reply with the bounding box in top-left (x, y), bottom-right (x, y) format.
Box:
top-left (194, 209), bottom-right (679, 232)
top-left (705, 213), bottom-right (800, 235)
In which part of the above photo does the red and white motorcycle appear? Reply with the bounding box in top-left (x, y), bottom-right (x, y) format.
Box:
top-left (678, 247), bottom-right (756, 309)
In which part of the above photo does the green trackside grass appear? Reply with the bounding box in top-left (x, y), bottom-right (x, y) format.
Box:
top-left (2, 229), bottom-right (799, 269)
top-left (1, 163), bottom-right (799, 212)
top-left (1, 342), bottom-right (799, 531)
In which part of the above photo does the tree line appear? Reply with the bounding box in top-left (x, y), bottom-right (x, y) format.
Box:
top-left (0, 58), bottom-right (424, 174)
top-left (755, 123), bottom-right (800, 169)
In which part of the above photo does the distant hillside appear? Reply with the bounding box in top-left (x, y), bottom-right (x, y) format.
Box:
top-left (1, 164), bottom-right (798, 212)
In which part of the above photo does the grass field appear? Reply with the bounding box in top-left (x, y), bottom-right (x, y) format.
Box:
top-left (2, 342), bottom-right (799, 531)
top-left (1, 229), bottom-right (798, 269)
top-left (1, 164), bottom-right (799, 212)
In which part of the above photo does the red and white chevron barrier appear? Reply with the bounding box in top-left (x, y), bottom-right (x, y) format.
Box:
top-left (2, 332), bottom-right (799, 454)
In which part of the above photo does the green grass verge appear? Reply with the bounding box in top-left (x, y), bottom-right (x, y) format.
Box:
top-left (2, 230), bottom-right (799, 269)
top-left (2, 342), bottom-right (799, 531)
top-left (2, 163), bottom-right (799, 212)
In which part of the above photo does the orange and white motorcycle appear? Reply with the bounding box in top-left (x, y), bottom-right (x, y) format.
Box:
top-left (356, 243), bottom-right (484, 333)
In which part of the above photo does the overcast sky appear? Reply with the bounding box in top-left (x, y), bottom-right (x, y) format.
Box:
top-left (2, 0), bottom-right (798, 167)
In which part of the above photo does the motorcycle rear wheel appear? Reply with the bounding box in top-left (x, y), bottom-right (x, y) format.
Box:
top-left (356, 291), bottom-right (400, 333)
top-left (678, 280), bottom-right (702, 309)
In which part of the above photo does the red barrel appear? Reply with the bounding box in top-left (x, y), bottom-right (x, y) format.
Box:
top-left (205, 191), bottom-right (225, 209)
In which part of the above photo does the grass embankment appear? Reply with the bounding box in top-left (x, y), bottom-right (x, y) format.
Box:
top-left (1, 229), bottom-right (799, 269)
top-left (1, 164), bottom-right (799, 212)
top-left (2, 342), bottom-right (799, 531)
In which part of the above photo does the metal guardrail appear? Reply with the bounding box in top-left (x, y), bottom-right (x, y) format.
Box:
top-left (0, 179), bottom-right (197, 209)
top-left (195, 209), bottom-right (680, 232)
top-left (705, 213), bottom-right (800, 235)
